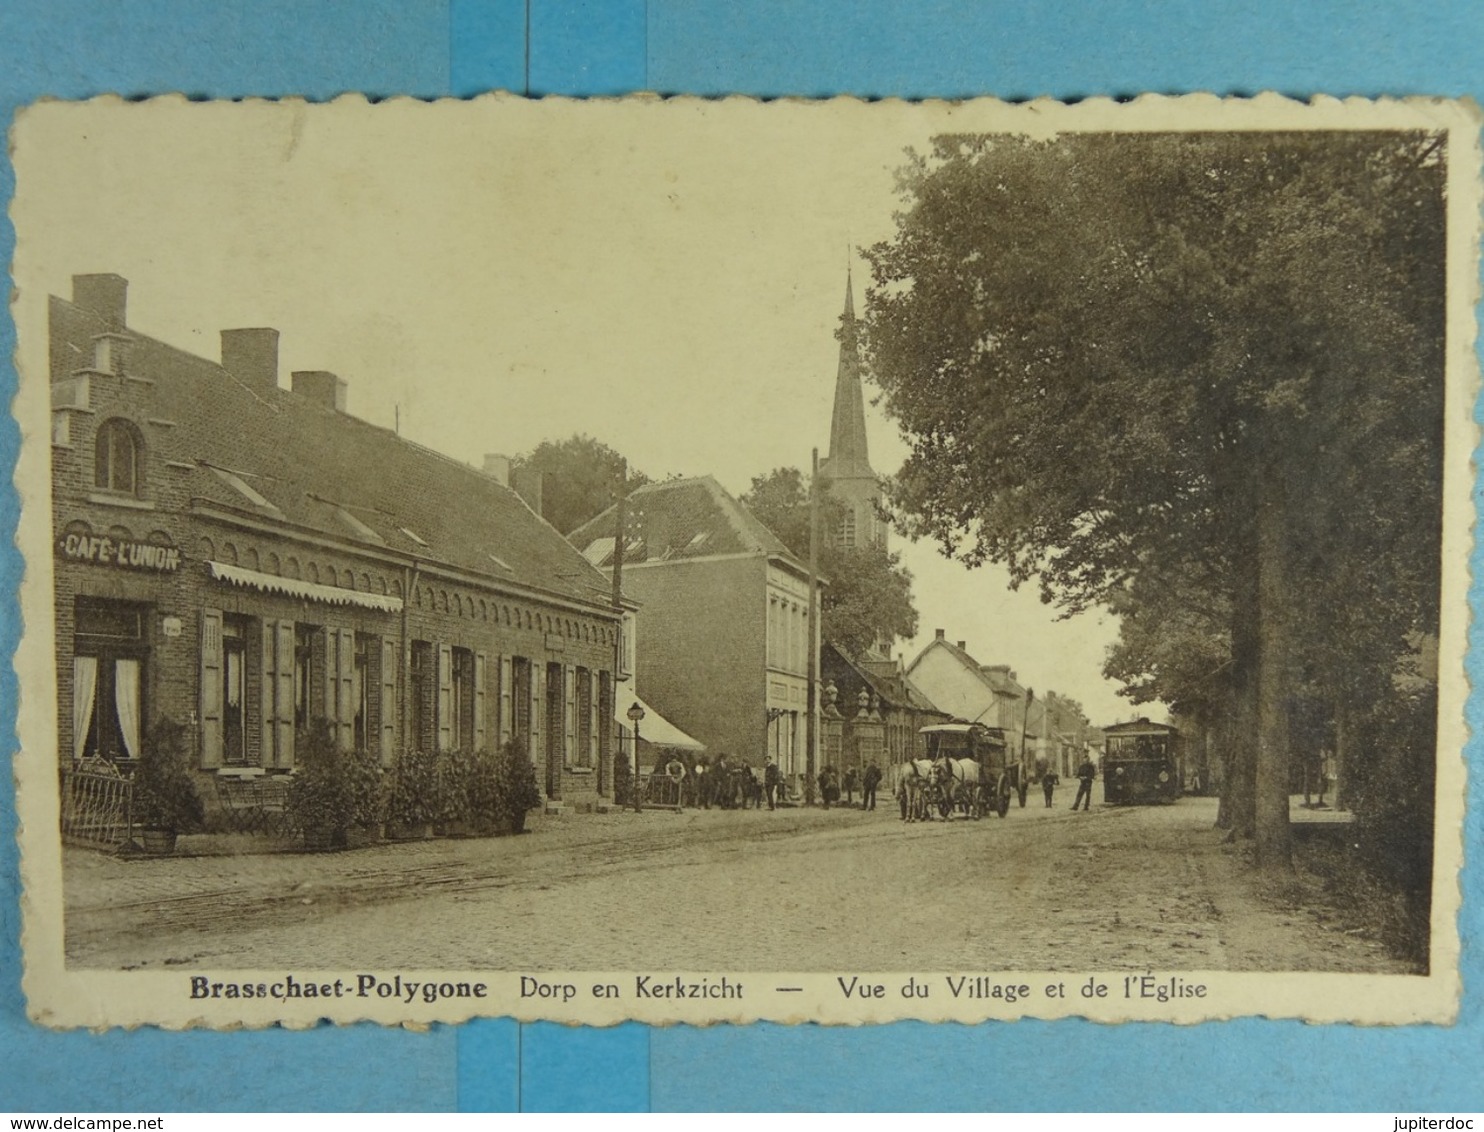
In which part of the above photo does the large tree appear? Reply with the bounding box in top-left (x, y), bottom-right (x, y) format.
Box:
top-left (741, 467), bottom-right (919, 657)
top-left (512, 434), bottom-right (650, 536)
top-left (865, 131), bottom-right (1445, 871)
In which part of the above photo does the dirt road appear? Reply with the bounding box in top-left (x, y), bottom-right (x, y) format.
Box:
top-left (64, 796), bottom-right (1410, 972)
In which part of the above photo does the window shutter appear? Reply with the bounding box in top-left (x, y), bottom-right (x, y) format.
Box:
top-left (588, 672), bottom-right (599, 769)
top-left (498, 656), bottom-right (512, 747)
top-left (319, 628), bottom-right (337, 735)
top-left (261, 620), bottom-right (277, 768)
top-left (437, 643), bottom-right (453, 751)
top-left (474, 651), bottom-right (488, 751)
top-left (530, 663), bottom-right (542, 764)
top-left (274, 620), bottom-right (296, 767)
top-left (564, 665), bottom-right (576, 768)
top-left (380, 637), bottom-right (398, 765)
top-left (199, 608), bottom-right (224, 769)
top-left (336, 628), bottom-right (356, 750)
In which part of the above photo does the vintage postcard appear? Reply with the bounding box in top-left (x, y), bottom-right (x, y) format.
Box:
top-left (9, 93), bottom-right (1476, 1029)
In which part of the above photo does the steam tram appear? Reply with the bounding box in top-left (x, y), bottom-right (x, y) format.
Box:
top-left (1100, 719), bottom-right (1183, 805)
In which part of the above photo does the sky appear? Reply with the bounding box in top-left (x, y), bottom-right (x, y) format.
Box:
top-left (12, 94), bottom-right (1142, 725)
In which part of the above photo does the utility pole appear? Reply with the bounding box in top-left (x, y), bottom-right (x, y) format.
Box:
top-left (611, 459), bottom-right (627, 802)
top-left (806, 447), bottom-right (820, 801)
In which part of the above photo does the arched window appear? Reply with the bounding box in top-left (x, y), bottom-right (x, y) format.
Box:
top-left (94, 419), bottom-right (142, 495)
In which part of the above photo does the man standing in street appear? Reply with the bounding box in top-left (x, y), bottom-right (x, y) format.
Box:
top-left (764, 757), bottom-right (781, 811)
top-left (862, 760), bottom-right (882, 812)
top-left (1072, 755), bottom-right (1097, 812)
top-left (1042, 770), bottom-right (1059, 808)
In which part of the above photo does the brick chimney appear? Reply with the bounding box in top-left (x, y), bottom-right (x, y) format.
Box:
top-left (511, 465), bottom-right (543, 517)
top-left (935, 628), bottom-right (945, 640)
top-left (72, 274), bottom-right (128, 328)
top-left (221, 328), bottom-right (280, 394)
top-left (291, 370), bottom-right (347, 412)
top-left (957, 641), bottom-right (967, 651)
top-left (483, 453), bottom-right (512, 486)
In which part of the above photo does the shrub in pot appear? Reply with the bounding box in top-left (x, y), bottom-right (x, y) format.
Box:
top-left (384, 747), bottom-right (441, 838)
top-left (132, 715), bottom-right (205, 853)
top-left (437, 748), bottom-right (477, 836)
top-left (287, 718), bottom-right (354, 851)
top-left (490, 739), bottom-right (542, 835)
top-left (344, 746), bottom-right (385, 840)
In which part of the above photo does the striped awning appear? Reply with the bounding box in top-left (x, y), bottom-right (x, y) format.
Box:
top-left (207, 561), bottom-right (404, 613)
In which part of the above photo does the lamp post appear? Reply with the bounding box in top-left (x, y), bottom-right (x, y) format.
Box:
top-left (626, 701), bottom-right (645, 814)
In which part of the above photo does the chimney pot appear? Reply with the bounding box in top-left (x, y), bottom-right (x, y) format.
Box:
top-left (934, 628), bottom-right (946, 640)
top-left (221, 328), bottom-right (280, 394)
top-left (483, 453), bottom-right (512, 486)
top-left (72, 274), bottom-right (128, 328)
top-left (957, 641), bottom-right (967, 651)
top-left (291, 370), bottom-right (347, 412)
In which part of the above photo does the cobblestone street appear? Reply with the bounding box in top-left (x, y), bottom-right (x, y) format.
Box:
top-left (64, 796), bottom-right (1410, 973)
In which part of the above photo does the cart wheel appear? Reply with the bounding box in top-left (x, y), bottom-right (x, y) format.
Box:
top-left (1017, 781), bottom-right (1028, 808)
top-left (997, 774), bottom-right (1011, 818)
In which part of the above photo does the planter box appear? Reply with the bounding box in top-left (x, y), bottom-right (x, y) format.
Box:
top-left (139, 828), bottom-right (177, 855)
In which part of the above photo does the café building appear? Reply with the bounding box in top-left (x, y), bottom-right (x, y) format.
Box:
top-left (50, 273), bottom-right (624, 810)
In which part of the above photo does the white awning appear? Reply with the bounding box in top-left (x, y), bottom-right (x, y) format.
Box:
top-left (614, 690), bottom-right (705, 752)
top-left (207, 561), bottom-right (404, 613)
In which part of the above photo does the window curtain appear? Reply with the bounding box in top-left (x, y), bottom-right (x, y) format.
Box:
top-left (114, 658), bottom-right (141, 759)
top-left (72, 656), bottom-right (97, 761)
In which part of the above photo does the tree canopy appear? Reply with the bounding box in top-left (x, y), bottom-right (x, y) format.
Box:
top-left (864, 130), bottom-right (1446, 874)
top-left (512, 434), bottom-right (650, 535)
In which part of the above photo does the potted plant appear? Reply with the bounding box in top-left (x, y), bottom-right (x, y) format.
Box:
top-left (343, 746), bottom-right (385, 848)
top-left (437, 748), bottom-right (476, 837)
top-left (463, 747), bottom-right (503, 836)
top-left (287, 718), bottom-right (355, 851)
top-left (131, 715), bottom-right (204, 854)
top-left (490, 738), bottom-right (542, 835)
top-left (384, 747), bottom-right (440, 839)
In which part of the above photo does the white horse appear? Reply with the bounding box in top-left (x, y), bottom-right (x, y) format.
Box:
top-left (935, 757), bottom-right (984, 818)
top-left (891, 759), bottom-right (937, 822)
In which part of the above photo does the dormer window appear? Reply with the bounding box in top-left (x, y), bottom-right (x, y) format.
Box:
top-left (94, 419), bottom-right (142, 496)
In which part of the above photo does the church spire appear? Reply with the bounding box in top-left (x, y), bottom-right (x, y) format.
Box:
top-left (825, 268), bottom-right (872, 478)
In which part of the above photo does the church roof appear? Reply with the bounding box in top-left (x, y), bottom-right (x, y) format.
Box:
top-left (819, 271), bottom-right (874, 481)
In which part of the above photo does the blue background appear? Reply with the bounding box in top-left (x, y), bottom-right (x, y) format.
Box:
top-left (1, 0), bottom-right (1480, 1112)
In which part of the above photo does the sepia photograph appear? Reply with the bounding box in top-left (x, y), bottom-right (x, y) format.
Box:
top-left (9, 93), bottom-right (1474, 1028)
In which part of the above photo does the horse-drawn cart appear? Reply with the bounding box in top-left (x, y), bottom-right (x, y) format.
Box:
top-left (919, 722), bottom-right (1018, 819)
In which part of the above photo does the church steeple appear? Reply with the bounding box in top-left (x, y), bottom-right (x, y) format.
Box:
top-left (825, 269), bottom-right (873, 479)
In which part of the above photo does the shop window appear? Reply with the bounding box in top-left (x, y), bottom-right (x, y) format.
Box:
top-left (410, 640), bottom-right (435, 751)
top-left (451, 646), bottom-right (475, 750)
top-left (222, 615), bottom-right (250, 765)
top-left (294, 624), bottom-right (318, 731)
top-left (94, 418), bottom-right (143, 496)
top-left (353, 633), bottom-right (372, 751)
top-left (576, 668), bottom-right (593, 769)
top-left (72, 597), bottom-right (148, 764)
top-left (510, 656), bottom-right (532, 752)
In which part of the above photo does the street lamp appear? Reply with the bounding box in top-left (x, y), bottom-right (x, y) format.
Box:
top-left (626, 701), bottom-right (646, 814)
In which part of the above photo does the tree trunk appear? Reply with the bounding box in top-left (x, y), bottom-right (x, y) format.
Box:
top-left (1226, 549), bottom-right (1260, 840)
top-left (1332, 699), bottom-right (1349, 812)
top-left (1253, 457), bottom-right (1294, 872)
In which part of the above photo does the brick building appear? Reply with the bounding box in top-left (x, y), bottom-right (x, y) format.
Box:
top-left (50, 273), bottom-right (622, 811)
top-left (568, 476), bottom-right (823, 781)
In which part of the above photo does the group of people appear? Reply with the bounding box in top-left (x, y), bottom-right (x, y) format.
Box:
top-left (815, 761), bottom-right (884, 811)
top-left (652, 752), bottom-right (888, 813)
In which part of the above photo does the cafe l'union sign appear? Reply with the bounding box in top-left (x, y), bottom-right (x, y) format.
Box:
top-left (56, 524), bottom-right (181, 574)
